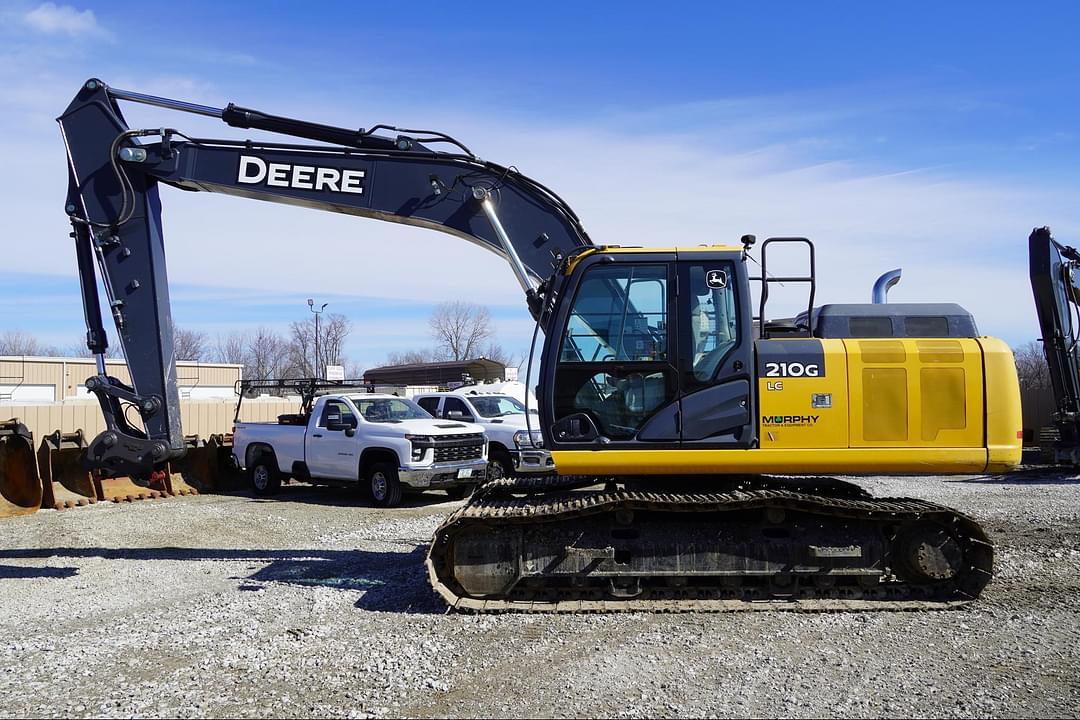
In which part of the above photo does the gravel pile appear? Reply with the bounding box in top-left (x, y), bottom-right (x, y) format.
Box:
top-left (1, 471), bottom-right (1077, 718)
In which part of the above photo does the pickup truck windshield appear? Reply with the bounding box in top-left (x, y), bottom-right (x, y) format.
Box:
top-left (353, 398), bottom-right (431, 422)
top-left (469, 395), bottom-right (527, 418)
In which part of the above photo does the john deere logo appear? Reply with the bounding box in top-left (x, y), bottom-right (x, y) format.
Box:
top-left (762, 415), bottom-right (819, 427)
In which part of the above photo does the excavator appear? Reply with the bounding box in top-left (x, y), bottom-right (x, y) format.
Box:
top-left (1028, 226), bottom-right (1080, 464)
top-left (53, 78), bottom-right (1022, 611)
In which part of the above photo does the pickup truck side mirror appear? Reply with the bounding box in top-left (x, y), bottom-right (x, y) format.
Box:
top-left (326, 419), bottom-right (355, 432)
top-left (446, 410), bottom-right (470, 420)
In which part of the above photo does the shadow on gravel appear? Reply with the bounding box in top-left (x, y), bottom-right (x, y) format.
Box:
top-left (0, 545), bottom-right (444, 614)
top-left (954, 468), bottom-right (1080, 485)
top-left (236, 482), bottom-right (460, 510)
top-left (250, 546), bottom-right (443, 614)
top-left (0, 564), bottom-right (77, 579)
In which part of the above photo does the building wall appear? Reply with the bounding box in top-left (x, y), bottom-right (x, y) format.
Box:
top-left (0, 356), bottom-right (243, 402)
top-left (0, 357), bottom-right (447, 442)
top-left (2, 398), bottom-right (303, 444)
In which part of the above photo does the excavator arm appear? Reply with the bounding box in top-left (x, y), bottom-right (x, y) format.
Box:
top-left (1029, 226), bottom-right (1080, 452)
top-left (58, 79), bottom-right (591, 477)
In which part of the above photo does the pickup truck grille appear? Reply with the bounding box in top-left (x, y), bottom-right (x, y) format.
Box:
top-left (432, 433), bottom-right (485, 463)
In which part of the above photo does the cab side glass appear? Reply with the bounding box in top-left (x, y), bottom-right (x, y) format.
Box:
top-left (416, 396), bottom-right (440, 416)
top-left (554, 263), bottom-right (676, 441)
top-left (442, 397), bottom-right (473, 421)
top-left (687, 263), bottom-right (739, 383)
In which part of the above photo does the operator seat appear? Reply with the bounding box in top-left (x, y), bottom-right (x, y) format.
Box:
top-left (689, 271), bottom-right (713, 365)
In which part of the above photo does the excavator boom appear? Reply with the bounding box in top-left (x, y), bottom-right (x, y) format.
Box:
top-left (1028, 226), bottom-right (1080, 460)
top-left (59, 79), bottom-right (589, 476)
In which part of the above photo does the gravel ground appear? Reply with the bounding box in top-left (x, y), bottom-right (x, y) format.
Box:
top-left (1, 470), bottom-right (1078, 718)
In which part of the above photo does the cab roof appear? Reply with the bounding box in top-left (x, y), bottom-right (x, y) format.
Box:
top-left (565, 245), bottom-right (744, 274)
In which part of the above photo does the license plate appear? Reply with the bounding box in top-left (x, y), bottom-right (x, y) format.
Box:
top-left (457, 468), bottom-right (473, 479)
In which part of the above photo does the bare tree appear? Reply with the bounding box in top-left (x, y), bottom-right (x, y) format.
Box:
top-left (247, 326), bottom-right (293, 381)
top-left (212, 331), bottom-right (248, 366)
top-left (1015, 340), bottom-right (1052, 392)
top-left (61, 338), bottom-right (119, 358)
top-left (174, 327), bottom-right (208, 361)
top-left (321, 314), bottom-right (351, 369)
top-left (429, 301), bottom-right (493, 361)
top-left (482, 341), bottom-right (519, 367)
top-left (383, 305), bottom-right (517, 367)
top-left (288, 313), bottom-right (352, 376)
top-left (385, 349), bottom-right (437, 366)
top-left (0, 330), bottom-right (53, 356)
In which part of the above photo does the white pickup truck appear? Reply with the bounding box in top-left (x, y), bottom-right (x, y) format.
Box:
top-left (232, 393), bottom-right (488, 507)
top-left (414, 389), bottom-right (554, 477)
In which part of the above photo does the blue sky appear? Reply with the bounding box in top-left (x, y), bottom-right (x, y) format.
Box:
top-left (1, 1), bottom-right (1079, 370)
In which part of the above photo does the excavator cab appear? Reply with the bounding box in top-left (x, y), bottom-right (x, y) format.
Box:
top-left (540, 247), bottom-right (755, 452)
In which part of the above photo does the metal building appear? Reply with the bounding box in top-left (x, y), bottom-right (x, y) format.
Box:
top-left (0, 356), bottom-right (242, 403)
top-left (363, 358), bottom-right (508, 388)
top-left (0, 355), bottom-right (266, 443)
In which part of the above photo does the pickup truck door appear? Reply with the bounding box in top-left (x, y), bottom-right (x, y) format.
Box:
top-left (307, 399), bottom-right (360, 480)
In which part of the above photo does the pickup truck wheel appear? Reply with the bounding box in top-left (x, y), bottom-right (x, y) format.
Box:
top-left (491, 448), bottom-right (515, 479)
top-left (249, 456), bottom-right (281, 495)
top-left (367, 462), bottom-right (403, 508)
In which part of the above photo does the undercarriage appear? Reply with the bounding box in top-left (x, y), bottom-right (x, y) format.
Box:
top-left (426, 475), bottom-right (993, 612)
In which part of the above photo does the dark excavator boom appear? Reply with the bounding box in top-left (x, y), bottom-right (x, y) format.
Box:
top-left (58, 79), bottom-right (591, 477)
top-left (1029, 226), bottom-right (1080, 460)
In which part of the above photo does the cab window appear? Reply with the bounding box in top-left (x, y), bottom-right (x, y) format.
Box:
top-left (687, 264), bottom-right (739, 383)
top-left (416, 396), bottom-right (441, 416)
top-left (555, 263), bottom-right (675, 440)
top-left (560, 264), bottom-right (668, 363)
top-left (441, 397), bottom-right (474, 421)
top-left (319, 399), bottom-right (357, 428)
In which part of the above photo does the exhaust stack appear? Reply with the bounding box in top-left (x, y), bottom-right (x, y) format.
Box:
top-left (872, 269), bottom-right (902, 304)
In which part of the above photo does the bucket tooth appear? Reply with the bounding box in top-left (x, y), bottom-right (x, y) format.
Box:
top-left (0, 419), bottom-right (42, 518)
top-left (38, 430), bottom-right (97, 510)
top-left (95, 469), bottom-right (170, 504)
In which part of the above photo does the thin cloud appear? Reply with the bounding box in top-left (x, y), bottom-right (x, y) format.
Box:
top-left (1, 57), bottom-right (1076, 365)
top-left (22, 3), bottom-right (112, 40)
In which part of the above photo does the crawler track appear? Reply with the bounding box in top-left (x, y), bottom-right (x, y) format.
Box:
top-left (426, 476), bottom-right (993, 612)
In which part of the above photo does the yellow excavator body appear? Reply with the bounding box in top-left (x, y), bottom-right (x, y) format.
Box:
top-left (553, 336), bottom-right (1022, 476)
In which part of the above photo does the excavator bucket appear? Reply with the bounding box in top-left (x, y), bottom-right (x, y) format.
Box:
top-left (0, 419), bottom-right (43, 518)
top-left (170, 433), bottom-right (236, 492)
top-left (37, 430), bottom-right (98, 510)
top-left (95, 472), bottom-right (171, 503)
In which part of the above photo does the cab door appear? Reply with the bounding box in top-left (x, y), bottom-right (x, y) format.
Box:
top-left (542, 251), bottom-right (756, 451)
top-left (545, 254), bottom-right (681, 447)
top-left (307, 398), bottom-right (360, 480)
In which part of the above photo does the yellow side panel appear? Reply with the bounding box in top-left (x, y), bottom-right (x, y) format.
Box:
top-left (757, 339), bottom-right (848, 449)
top-left (845, 338), bottom-right (983, 448)
top-left (552, 448), bottom-right (989, 475)
top-left (978, 337), bottom-right (1023, 471)
top-left (863, 367), bottom-right (908, 441)
top-left (921, 367), bottom-right (966, 441)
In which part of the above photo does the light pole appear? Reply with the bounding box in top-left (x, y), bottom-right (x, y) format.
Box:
top-left (307, 298), bottom-right (327, 377)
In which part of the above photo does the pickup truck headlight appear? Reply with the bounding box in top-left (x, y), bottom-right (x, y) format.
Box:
top-left (513, 429), bottom-right (544, 448)
top-left (406, 434), bottom-right (433, 462)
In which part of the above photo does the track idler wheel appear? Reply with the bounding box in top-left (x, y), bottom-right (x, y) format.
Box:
top-left (894, 524), bottom-right (972, 587)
